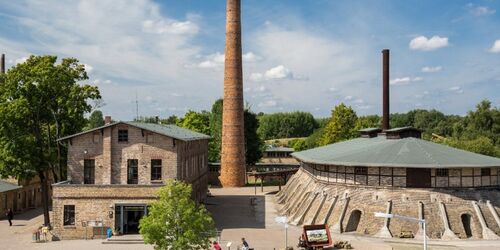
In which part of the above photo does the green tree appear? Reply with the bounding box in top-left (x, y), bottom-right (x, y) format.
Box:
top-left (207, 99), bottom-right (264, 165)
top-left (355, 115), bottom-right (381, 130)
top-left (0, 55), bottom-right (100, 226)
top-left (162, 115), bottom-right (179, 125)
top-left (139, 181), bottom-right (216, 250)
top-left (208, 99), bottom-right (223, 162)
top-left (85, 110), bottom-right (105, 129)
top-left (177, 111), bottom-right (210, 135)
top-left (257, 112), bottom-right (318, 140)
top-left (461, 100), bottom-right (500, 145)
top-left (244, 108), bottom-right (264, 165)
top-left (437, 136), bottom-right (499, 157)
top-left (134, 116), bottom-right (160, 124)
top-left (321, 103), bottom-right (358, 145)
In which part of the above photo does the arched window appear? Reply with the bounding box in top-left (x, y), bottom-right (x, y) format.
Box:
top-left (345, 210), bottom-right (362, 232)
top-left (461, 213), bottom-right (473, 238)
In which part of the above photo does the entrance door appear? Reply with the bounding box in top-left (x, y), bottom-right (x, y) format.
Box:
top-left (115, 205), bottom-right (147, 234)
top-left (406, 168), bottom-right (431, 188)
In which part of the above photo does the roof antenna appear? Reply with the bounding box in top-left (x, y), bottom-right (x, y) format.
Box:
top-left (135, 91), bottom-right (139, 121)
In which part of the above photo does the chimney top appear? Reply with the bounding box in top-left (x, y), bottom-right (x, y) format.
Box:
top-left (1, 54), bottom-right (5, 74)
top-left (104, 116), bottom-right (112, 124)
top-left (382, 49), bottom-right (390, 131)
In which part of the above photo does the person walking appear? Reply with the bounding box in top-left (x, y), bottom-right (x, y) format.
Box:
top-left (212, 241), bottom-right (222, 250)
top-left (6, 208), bottom-right (13, 226)
top-left (241, 237), bottom-right (249, 250)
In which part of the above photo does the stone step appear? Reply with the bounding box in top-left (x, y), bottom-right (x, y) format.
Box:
top-left (102, 240), bottom-right (145, 244)
top-left (102, 236), bottom-right (145, 244)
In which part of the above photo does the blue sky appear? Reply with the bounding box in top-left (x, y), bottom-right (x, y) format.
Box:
top-left (0, 0), bottom-right (499, 119)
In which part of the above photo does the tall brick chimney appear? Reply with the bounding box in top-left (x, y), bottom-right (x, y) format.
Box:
top-left (104, 116), bottom-right (112, 125)
top-left (220, 0), bottom-right (246, 187)
top-left (1, 54), bottom-right (5, 74)
top-left (382, 49), bottom-right (390, 131)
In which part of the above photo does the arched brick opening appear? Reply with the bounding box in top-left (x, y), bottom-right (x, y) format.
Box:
top-left (461, 213), bottom-right (473, 238)
top-left (345, 209), bottom-right (362, 232)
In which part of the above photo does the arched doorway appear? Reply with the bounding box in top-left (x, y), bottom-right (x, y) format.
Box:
top-left (345, 210), bottom-right (362, 232)
top-left (461, 213), bottom-right (473, 238)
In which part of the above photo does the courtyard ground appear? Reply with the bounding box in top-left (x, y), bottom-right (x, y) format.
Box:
top-left (0, 186), bottom-right (499, 249)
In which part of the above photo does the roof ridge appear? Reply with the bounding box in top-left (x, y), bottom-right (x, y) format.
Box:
top-left (412, 138), bottom-right (440, 167)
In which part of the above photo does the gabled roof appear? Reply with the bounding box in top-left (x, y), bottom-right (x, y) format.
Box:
top-left (57, 121), bottom-right (210, 142)
top-left (292, 136), bottom-right (500, 168)
top-left (0, 180), bottom-right (21, 193)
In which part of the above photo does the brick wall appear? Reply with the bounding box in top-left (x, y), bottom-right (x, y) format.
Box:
top-left (278, 167), bottom-right (500, 239)
top-left (57, 123), bottom-right (209, 239)
top-left (52, 185), bottom-right (159, 239)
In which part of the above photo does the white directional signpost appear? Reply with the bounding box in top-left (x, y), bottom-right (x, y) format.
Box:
top-left (374, 212), bottom-right (427, 250)
top-left (275, 216), bottom-right (289, 249)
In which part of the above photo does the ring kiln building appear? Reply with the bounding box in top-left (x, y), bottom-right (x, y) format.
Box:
top-left (276, 50), bottom-right (500, 240)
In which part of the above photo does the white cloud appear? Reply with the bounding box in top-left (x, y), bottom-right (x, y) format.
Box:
top-left (353, 98), bottom-right (364, 104)
top-left (449, 86), bottom-right (464, 94)
top-left (242, 52), bottom-right (261, 62)
top-left (193, 51), bottom-right (259, 69)
top-left (344, 95), bottom-right (353, 100)
top-left (142, 19), bottom-right (198, 35)
top-left (84, 64), bottom-right (94, 74)
top-left (258, 100), bottom-right (277, 108)
top-left (489, 40), bottom-right (500, 53)
top-left (390, 77), bottom-right (423, 85)
top-left (421, 66), bottom-right (442, 73)
top-left (249, 65), bottom-right (306, 82)
top-left (328, 87), bottom-right (337, 92)
top-left (467, 4), bottom-right (496, 16)
top-left (409, 36), bottom-right (449, 51)
top-left (15, 57), bottom-right (28, 64)
top-left (196, 52), bottom-right (225, 69)
top-left (249, 73), bottom-right (264, 82)
top-left (265, 65), bottom-right (293, 80)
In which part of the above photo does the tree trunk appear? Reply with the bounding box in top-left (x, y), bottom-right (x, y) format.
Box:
top-left (38, 170), bottom-right (51, 226)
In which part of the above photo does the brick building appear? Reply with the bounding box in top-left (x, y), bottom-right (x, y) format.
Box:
top-left (1, 175), bottom-right (53, 219)
top-left (52, 119), bottom-right (209, 239)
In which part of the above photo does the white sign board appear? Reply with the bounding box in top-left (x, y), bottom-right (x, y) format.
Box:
top-left (275, 216), bottom-right (288, 224)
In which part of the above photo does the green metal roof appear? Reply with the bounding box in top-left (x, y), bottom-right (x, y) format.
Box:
top-left (126, 122), bottom-right (210, 141)
top-left (292, 136), bottom-right (500, 168)
top-left (265, 146), bottom-right (295, 152)
top-left (58, 121), bottom-right (210, 142)
top-left (0, 180), bottom-right (21, 193)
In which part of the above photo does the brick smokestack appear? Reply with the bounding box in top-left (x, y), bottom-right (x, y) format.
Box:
top-left (104, 116), bottom-right (112, 125)
top-left (1, 54), bottom-right (5, 74)
top-left (220, 0), bottom-right (246, 187)
top-left (382, 49), bottom-right (390, 131)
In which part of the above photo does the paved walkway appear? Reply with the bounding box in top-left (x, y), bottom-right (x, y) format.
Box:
top-left (1, 186), bottom-right (500, 249)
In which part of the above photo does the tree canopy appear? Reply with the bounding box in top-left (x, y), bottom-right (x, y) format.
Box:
top-left (257, 111), bottom-right (318, 140)
top-left (206, 99), bottom-right (264, 165)
top-left (85, 110), bottom-right (105, 130)
top-left (320, 103), bottom-right (358, 145)
top-left (139, 181), bottom-right (216, 250)
top-left (0, 55), bottom-right (100, 225)
top-left (176, 110), bottom-right (210, 135)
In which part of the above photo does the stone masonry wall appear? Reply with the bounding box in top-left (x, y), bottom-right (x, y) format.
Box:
top-left (277, 167), bottom-right (500, 239)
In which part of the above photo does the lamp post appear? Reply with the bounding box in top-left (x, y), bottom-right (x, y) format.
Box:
top-left (275, 216), bottom-right (288, 249)
top-left (374, 212), bottom-right (427, 250)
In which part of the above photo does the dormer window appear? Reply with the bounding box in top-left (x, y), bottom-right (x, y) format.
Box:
top-left (118, 130), bottom-right (128, 142)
